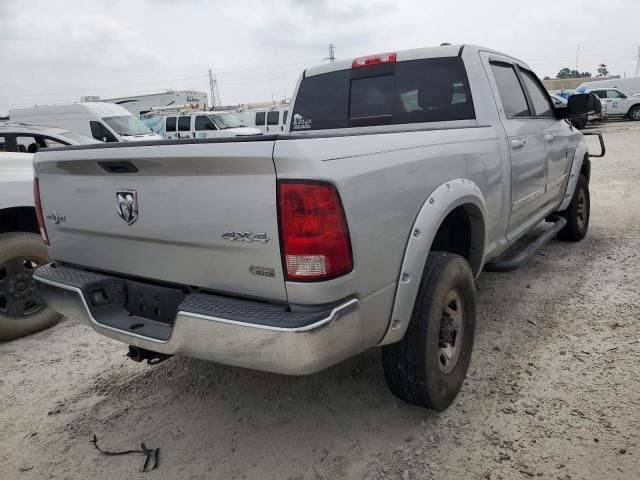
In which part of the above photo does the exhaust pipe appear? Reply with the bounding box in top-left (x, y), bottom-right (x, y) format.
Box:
top-left (127, 346), bottom-right (172, 365)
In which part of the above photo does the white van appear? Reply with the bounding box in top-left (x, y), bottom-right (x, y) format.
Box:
top-left (235, 108), bottom-right (289, 134)
top-left (576, 77), bottom-right (640, 96)
top-left (9, 103), bottom-right (163, 143)
top-left (141, 111), bottom-right (262, 139)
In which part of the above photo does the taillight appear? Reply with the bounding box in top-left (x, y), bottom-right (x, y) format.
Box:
top-left (33, 177), bottom-right (50, 246)
top-left (352, 52), bottom-right (396, 68)
top-left (278, 181), bottom-right (353, 281)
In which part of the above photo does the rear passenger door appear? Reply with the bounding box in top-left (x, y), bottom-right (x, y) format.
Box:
top-left (518, 67), bottom-right (573, 208)
top-left (486, 58), bottom-right (548, 238)
top-left (165, 116), bottom-right (177, 139)
top-left (254, 111), bottom-right (266, 133)
top-left (266, 111), bottom-right (280, 133)
top-left (177, 116), bottom-right (192, 138)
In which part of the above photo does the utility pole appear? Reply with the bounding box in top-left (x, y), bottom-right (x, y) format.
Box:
top-left (575, 44), bottom-right (580, 71)
top-left (634, 46), bottom-right (640, 77)
top-left (208, 69), bottom-right (221, 109)
top-left (325, 43), bottom-right (335, 63)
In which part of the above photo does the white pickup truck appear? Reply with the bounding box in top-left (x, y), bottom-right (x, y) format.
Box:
top-left (32, 45), bottom-right (603, 410)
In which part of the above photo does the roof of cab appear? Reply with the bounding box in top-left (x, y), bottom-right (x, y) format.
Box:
top-left (9, 102), bottom-right (132, 118)
top-left (303, 44), bottom-right (530, 78)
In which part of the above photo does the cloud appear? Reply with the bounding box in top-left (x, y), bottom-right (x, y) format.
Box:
top-left (1, 0), bottom-right (639, 114)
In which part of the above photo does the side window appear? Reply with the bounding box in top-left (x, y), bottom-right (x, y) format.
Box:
top-left (178, 116), bottom-right (191, 131)
top-left (16, 135), bottom-right (40, 153)
top-left (255, 111), bottom-right (265, 125)
top-left (283, 111), bottom-right (288, 125)
top-left (607, 90), bottom-right (623, 98)
top-left (41, 137), bottom-right (67, 148)
top-left (195, 115), bottom-right (215, 130)
top-left (519, 69), bottom-right (553, 118)
top-left (0, 136), bottom-right (6, 152)
top-left (593, 90), bottom-right (607, 99)
top-left (90, 121), bottom-right (117, 142)
top-left (490, 62), bottom-right (531, 118)
top-left (267, 111), bottom-right (279, 125)
top-left (166, 116), bottom-right (176, 131)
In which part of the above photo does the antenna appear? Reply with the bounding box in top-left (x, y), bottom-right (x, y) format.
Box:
top-left (208, 69), bottom-right (221, 109)
top-left (325, 43), bottom-right (336, 63)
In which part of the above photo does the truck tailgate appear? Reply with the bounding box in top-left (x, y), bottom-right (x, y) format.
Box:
top-left (34, 140), bottom-right (287, 301)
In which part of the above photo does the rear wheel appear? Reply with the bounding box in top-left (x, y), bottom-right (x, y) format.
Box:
top-left (628, 105), bottom-right (640, 121)
top-left (558, 174), bottom-right (590, 242)
top-left (0, 232), bottom-right (61, 340)
top-left (382, 252), bottom-right (476, 410)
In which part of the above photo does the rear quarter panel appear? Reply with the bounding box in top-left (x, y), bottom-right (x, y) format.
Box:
top-left (274, 125), bottom-right (505, 343)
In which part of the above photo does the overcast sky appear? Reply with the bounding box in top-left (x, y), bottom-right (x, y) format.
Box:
top-left (1, 0), bottom-right (638, 115)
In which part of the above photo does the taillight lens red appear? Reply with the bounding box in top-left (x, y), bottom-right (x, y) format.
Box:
top-left (33, 177), bottom-right (50, 246)
top-left (278, 181), bottom-right (353, 281)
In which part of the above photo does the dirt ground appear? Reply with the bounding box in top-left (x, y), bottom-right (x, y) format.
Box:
top-left (2, 121), bottom-right (639, 480)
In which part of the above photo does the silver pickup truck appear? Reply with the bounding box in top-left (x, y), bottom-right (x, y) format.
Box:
top-left (32, 45), bottom-right (603, 410)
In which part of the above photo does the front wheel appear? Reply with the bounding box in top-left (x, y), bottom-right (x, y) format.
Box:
top-left (382, 252), bottom-right (476, 410)
top-left (0, 232), bottom-right (61, 340)
top-left (558, 174), bottom-right (590, 242)
top-left (628, 105), bottom-right (640, 121)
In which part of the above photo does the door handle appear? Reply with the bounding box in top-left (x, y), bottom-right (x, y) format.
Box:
top-left (544, 134), bottom-right (556, 142)
top-left (510, 138), bottom-right (526, 149)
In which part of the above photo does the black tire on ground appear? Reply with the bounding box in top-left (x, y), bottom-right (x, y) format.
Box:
top-left (628, 105), bottom-right (640, 121)
top-left (382, 252), bottom-right (476, 411)
top-left (572, 118), bottom-right (587, 129)
top-left (0, 232), bottom-right (61, 340)
top-left (557, 174), bottom-right (590, 242)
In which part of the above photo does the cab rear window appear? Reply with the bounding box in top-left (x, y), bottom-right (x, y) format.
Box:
top-left (291, 57), bottom-right (474, 131)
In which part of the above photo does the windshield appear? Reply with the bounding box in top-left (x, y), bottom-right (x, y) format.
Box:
top-left (103, 116), bottom-right (153, 136)
top-left (210, 112), bottom-right (244, 129)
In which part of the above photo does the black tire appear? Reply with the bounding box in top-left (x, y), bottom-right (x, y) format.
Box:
top-left (628, 105), bottom-right (640, 121)
top-left (0, 232), bottom-right (61, 340)
top-left (572, 118), bottom-right (587, 129)
top-left (558, 174), bottom-right (590, 242)
top-left (382, 252), bottom-right (476, 410)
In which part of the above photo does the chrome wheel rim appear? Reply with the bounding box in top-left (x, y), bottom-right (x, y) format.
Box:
top-left (633, 109), bottom-right (640, 120)
top-left (576, 189), bottom-right (587, 230)
top-left (0, 256), bottom-right (46, 319)
top-left (438, 289), bottom-right (464, 374)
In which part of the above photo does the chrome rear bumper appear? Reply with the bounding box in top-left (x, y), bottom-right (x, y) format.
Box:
top-left (34, 264), bottom-right (363, 375)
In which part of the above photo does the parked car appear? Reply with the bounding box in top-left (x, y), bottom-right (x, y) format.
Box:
top-left (586, 88), bottom-right (640, 121)
top-left (576, 76), bottom-right (640, 97)
top-left (0, 123), bottom-right (100, 153)
top-left (32, 44), bottom-right (602, 410)
top-left (9, 103), bottom-right (163, 143)
top-left (0, 125), bottom-right (99, 339)
top-left (0, 152), bottom-right (62, 339)
top-left (140, 110), bottom-right (262, 139)
top-left (234, 107), bottom-right (290, 134)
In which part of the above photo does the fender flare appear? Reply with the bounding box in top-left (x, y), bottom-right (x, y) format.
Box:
top-left (557, 139), bottom-right (589, 212)
top-left (378, 178), bottom-right (488, 346)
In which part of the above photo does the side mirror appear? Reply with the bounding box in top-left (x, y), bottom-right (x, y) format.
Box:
top-left (620, 93), bottom-right (627, 99)
top-left (567, 93), bottom-right (600, 117)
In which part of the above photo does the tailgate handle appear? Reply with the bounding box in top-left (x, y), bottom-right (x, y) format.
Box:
top-left (98, 161), bottom-right (139, 174)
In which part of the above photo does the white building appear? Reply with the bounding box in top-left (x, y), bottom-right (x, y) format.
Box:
top-left (80, 90), bottom-right (209, 116)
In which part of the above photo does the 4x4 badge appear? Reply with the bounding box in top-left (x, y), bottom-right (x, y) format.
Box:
top-left (116, 190), bottom-right (138, 225)
top-left (221, 231), bottom-right (270, 243)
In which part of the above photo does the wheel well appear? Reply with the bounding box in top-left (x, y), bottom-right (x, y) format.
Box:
top-left (0, 207), bottom-right (39, 235)
top-left (430, 204), bottom-right (484, 276)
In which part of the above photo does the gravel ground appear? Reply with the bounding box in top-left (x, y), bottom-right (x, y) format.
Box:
top-left (1, 121), bottom-right (639, 480)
